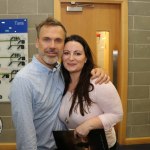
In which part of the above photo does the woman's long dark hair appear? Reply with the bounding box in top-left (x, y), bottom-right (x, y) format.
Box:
top-left (61, 35), bottom-right (95, 116)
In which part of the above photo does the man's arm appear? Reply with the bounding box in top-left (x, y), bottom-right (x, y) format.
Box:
top-left (91, 68), bottom-right (110, 84)
top-left (9, 77), bottom-right (37, 150)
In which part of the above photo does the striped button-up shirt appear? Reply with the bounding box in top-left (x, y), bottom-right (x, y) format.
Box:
top-left (9, 56), bottom-right (65, 150)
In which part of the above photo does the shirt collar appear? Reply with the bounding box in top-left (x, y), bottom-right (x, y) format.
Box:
top-left (32, 56), bottom-right (61, 74)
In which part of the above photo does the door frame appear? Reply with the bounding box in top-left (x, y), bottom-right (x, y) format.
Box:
top-left (54, 0), bottom-right (128, 145)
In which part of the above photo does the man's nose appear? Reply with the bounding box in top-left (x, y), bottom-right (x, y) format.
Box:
top-left (48, 41), bottom-right (55, 48)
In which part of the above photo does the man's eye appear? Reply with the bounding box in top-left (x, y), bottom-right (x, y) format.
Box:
top-left (55, 38), bottom-right (63, 43)
top-left (43, 38), bottom-right (50, 42)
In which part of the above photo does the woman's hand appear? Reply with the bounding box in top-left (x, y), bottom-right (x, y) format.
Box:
top-left (74, 116), bottom-right (103, 138)
top-left (91, 68), bottom-right (110, 84)
top-left (74, 122), bottom-right (90, 138)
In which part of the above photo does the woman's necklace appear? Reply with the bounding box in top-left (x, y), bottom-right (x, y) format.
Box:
top-left (65, 117), bottom-right (69, 124)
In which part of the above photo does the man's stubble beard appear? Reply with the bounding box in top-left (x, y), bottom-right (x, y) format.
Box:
top-left (38, 50), bottom-right (62, 66)
top-left (43, 55), bottom-right (58, 65)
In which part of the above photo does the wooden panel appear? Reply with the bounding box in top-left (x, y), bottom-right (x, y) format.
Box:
top-left (60, 0), bottom-right (126, 3)
top-left (61, 2), bottom-right (120, 82)
top-left (0, 143), bottom-right (16, 150)
top-left (56, 0), bottom-right (129, 145)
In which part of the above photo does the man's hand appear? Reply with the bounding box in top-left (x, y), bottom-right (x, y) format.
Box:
top-left (91, 68), bottom-right (110, 84)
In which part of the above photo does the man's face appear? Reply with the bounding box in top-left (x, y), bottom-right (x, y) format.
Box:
top-left (36, 25), bottom-right (65, 68)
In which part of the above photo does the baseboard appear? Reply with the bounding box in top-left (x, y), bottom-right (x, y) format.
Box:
top-left (1, 138), bottom-right (150, 149)
top-left (124, 137), bottom-right (150, 145)
top-left (0, 143), bottom-right (16, 150)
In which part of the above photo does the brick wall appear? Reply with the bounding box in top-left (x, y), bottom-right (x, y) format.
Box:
top-left (127, 0), bottom-right (150, 137)
top-left (0, 0), bottom-right (54, 142)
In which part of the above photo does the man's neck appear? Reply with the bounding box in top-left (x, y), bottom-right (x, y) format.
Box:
top-left (36, 54), bottom-right (57, 69)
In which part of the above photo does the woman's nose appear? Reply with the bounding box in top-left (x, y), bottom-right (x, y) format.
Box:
top-left (69, 53), bottom-right (75, 60)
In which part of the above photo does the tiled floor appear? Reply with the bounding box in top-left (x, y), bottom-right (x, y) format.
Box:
top-left (120, 144), bottom-right (150, 150)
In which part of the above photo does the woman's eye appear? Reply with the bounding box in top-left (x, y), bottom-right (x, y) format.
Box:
top-left (63, 52), bottom-right (69, 55)
top-left (75, 52), bottom-right (81, 56)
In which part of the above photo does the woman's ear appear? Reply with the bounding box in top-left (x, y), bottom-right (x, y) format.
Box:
top-left (85, 59), bottom-right (87, 63)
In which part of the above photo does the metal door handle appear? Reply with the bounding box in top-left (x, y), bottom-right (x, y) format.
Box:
top-left (113, 50), bottom-right (118, 88)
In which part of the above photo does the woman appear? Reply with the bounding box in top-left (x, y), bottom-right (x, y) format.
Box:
top-left (59, 35), bottom-right (123, 150)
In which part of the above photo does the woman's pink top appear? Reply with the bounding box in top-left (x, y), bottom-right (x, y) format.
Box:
top-left (59, 80), bottom-right (123, 148)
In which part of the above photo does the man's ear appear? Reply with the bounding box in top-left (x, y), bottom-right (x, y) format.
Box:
top-left (35, 38), bottom-right (39, 49)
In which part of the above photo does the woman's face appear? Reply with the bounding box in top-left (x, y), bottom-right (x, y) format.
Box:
top-left (62, 41), bottom-right (87, 74)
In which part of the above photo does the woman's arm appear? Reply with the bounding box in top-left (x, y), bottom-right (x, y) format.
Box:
top-left (74, 82), bottom-right (123, 138)
top-left (95, 82), bottom-right (123, 130)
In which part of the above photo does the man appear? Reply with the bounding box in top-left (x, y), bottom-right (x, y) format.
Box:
top-left (9, 17), bottom-right (109, 150)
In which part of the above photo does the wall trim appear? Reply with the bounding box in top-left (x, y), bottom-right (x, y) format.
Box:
top-left (0, 143), bottom-right (16, 150)
top-left (1, 137), bottom-right (150, 148)
top-left (125, 137), bottom-right (150, 145)
top-left (54, 0), bottom-right (128, 145)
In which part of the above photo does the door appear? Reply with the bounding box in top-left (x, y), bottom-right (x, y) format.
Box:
top-left (54, 0), bottom-right (128, 145)
top-left (61, 2), bottom-right (120, 80)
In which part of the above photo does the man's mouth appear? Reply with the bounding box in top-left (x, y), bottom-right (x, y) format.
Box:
top-left (47, 50), bottom-right (58, 56)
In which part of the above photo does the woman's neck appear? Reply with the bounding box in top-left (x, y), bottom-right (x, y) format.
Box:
top-left (68, 72), bottom-right (80, 92)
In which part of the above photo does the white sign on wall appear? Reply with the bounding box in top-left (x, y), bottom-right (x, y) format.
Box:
top-left (0, 19), bottom-right (28, 102)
